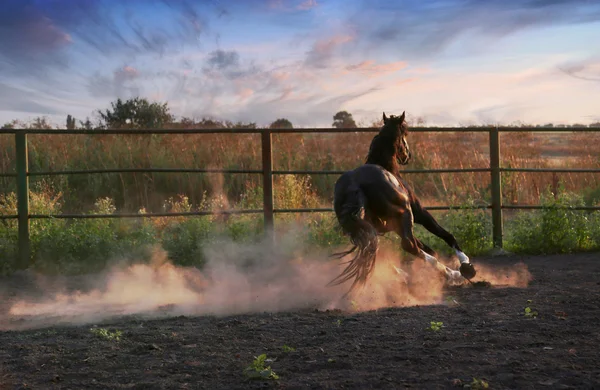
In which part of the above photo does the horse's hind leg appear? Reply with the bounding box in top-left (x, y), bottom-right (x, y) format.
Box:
top-left (395, 207), bottom-right (463, 283)
top-left (411, 200), bottom-right (476, 280)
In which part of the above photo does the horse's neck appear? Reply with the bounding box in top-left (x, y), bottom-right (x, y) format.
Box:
top-left (366, 158), bottom-right (397, 174)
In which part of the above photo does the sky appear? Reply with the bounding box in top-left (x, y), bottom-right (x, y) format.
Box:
top-left (1, 0), bottom-right (599, 128)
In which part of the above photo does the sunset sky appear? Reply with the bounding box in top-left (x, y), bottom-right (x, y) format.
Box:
top-left (1, 0), bottom-right (599, 128)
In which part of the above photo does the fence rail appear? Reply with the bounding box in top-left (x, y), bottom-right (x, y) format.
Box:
top-left (1, 126), bottom-right (599, 269)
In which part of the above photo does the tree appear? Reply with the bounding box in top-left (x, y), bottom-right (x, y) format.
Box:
top-left (1, 118), bottom-right (53, 130)
top-left (97, 97), bottom-right (174, 129)
top-left (66, 114), bottom-right (76, 130)
top-left (269, 118), bottom-right (294, 129)
top-left (332, 110), bottom-right (357, 128)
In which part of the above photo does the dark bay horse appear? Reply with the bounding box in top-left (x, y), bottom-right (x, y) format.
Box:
top-left (329, 111), bottom-right (477, 293)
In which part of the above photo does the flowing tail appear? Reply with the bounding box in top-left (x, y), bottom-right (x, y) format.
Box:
top-left (328, 175), bottom-right (379, 295)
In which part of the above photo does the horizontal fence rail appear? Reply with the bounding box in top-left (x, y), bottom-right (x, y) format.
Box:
top-left (1, 126), bottom-right (599, 268)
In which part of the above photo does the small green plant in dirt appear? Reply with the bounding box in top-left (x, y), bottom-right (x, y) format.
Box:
top-left (524, 299), bottom-right (538, 318)
top-left (282, 345), bottom-right (296, 352)
top-left (428, 321), bottom-right (443, 332)
top-left (243, 354), bottom-right (279, 380)
top-left (90, 327), bottom-right (122, 341)
top-left (467, 377), bottom-right (489, 389)
top-left (524, 307), bottom-right (538, 318)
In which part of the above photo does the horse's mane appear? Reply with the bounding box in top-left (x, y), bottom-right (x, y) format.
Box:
top-left (365, 112), bottom-right (408, 176)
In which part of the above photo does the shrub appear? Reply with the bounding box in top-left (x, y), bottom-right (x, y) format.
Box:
top-left (442, 199), bottom-right (493, 256)
top-left (505, 188), bottom-right (597, 254)
top-left (32, 198), bottom-right (159, 275)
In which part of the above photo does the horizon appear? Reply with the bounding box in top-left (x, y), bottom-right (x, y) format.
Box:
top-left (1, 0), bottom-right (599, 128)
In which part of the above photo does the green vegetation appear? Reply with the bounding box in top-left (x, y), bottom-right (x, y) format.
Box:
top-left (428, 321), bottom-right (444, 332)
top-left (90, 327), bottom-right (123, 342)
top-left (1, 178), bottom-right (599, 277)
top-left (243, 354), bottom-right (279, 380)
top-left (281, 345), bottom-right (296, 352)
top-left (524, 299), bottom-right (538, 318)
top-left (468, 378), bottom-right (490, 389)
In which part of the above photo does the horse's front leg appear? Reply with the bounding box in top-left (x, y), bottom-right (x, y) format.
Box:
top-left (411, 201), bottom-right (476, 280)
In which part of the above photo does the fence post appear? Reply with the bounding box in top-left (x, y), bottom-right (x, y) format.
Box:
top-left (261, 129), bottom-right (274, 235)
top-left (489, 126), bottom-right (503, 248)
top-left (15, 131), bottom-right (30, 268)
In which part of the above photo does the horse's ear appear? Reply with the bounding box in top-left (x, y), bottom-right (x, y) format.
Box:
top-left (399, 111), bottom-right (405, 123)
top-left (382, 112), bottom-right (388, 124)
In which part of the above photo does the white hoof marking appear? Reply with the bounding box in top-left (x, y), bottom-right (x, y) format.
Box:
top-left (455, 249), bottom-right (470, 264)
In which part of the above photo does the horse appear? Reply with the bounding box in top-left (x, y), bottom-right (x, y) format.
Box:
top-left (328, 111), bottom-right (477, 295)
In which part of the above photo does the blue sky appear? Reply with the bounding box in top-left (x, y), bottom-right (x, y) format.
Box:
top-left (1, 0), bottom-right (599, 127)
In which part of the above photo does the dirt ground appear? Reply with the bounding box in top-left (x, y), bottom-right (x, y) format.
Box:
top-left (1, 252), bottom-right (600, 390)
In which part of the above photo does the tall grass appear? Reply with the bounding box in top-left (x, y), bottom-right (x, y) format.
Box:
top-left (1, 119), bottom-right (600, 276)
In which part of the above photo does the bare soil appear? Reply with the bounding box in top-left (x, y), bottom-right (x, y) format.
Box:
top-left (1, 252), bottom-right (600, 390)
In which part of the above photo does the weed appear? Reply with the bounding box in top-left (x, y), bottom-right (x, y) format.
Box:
top-left (524, 307), bottom-right (538, 318)
top-left (467, 377), bottom-right (489, 389)
top-left (243, 354), bottom-right (279, 380)
top-left (90, 327), bottom-right (122, 342)
top-left (282, 345), bottom-right (296, 352)
top-left (428, 321), bottom-right (443, 332)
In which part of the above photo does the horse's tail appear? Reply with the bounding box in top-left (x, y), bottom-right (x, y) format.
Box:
top-left (328, 173), bottom-right (379, 295)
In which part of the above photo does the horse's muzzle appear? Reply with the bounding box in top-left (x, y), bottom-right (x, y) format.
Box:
top-left (398, 153), bottom-right (411, 165)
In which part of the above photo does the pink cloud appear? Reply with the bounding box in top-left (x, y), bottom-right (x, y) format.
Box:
top-left (313, 34), bottom-right (354, 54)
top-left (237, 88), bottom-right (254, 100)
top-left (268, 0), bottom-right (318, 11)
top-left (22, 13), bottom-right (72, 51)
top-left (297, 0), bottom-right (318, 10)
top-left (114, 66), bottom-right (140, 82)
top-left (345, 60), bottom-right (408, 77)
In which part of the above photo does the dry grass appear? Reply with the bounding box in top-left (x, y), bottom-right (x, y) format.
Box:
top-left (1, 124), bottom-right (599, 215)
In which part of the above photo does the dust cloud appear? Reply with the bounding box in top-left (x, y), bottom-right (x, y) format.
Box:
top-left (0, 230), bottom-right (531, 331)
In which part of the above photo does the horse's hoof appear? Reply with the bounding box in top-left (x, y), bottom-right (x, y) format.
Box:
top-left (459, 263), bottom-right (476, 280)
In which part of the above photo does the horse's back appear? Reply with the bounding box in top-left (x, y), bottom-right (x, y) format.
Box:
top-left (338, 164), bottom-right (404, 192)
top-left (335, 163), bottom-right (411, 216)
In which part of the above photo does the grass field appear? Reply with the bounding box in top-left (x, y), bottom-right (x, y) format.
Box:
top-left (1, 121), bottom-right (600, 277)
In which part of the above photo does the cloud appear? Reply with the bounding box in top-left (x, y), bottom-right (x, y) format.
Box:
top-left (267, 0), bottom-right (319, 11)
top-left (206, 50), bottom-right (240, 69)
top-left (304, 34), bottom-right (355, 68)
top-left (0, 83), bottom-right (66, 117)
top-left (344, 0), bottom-right (600, 59)
top-left (297, 0), bottom-right (318, 10)
top-left (344, 60), bottom-right (408, 78)
top-left (1, 0), bottom-right (599, 128)
top-left (558, 57), bottom-right (600, 82)
top-left (0, 0), bottom-right (216, 78)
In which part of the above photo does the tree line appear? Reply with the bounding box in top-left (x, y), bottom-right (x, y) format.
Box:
top-left (2, 96), bottom-right (599, 130)
top-left (1, 97), bottom-right (360, 130)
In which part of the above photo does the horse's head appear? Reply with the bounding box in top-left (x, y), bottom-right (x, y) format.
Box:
top-left (382, 111), bottom-right (411, 165)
